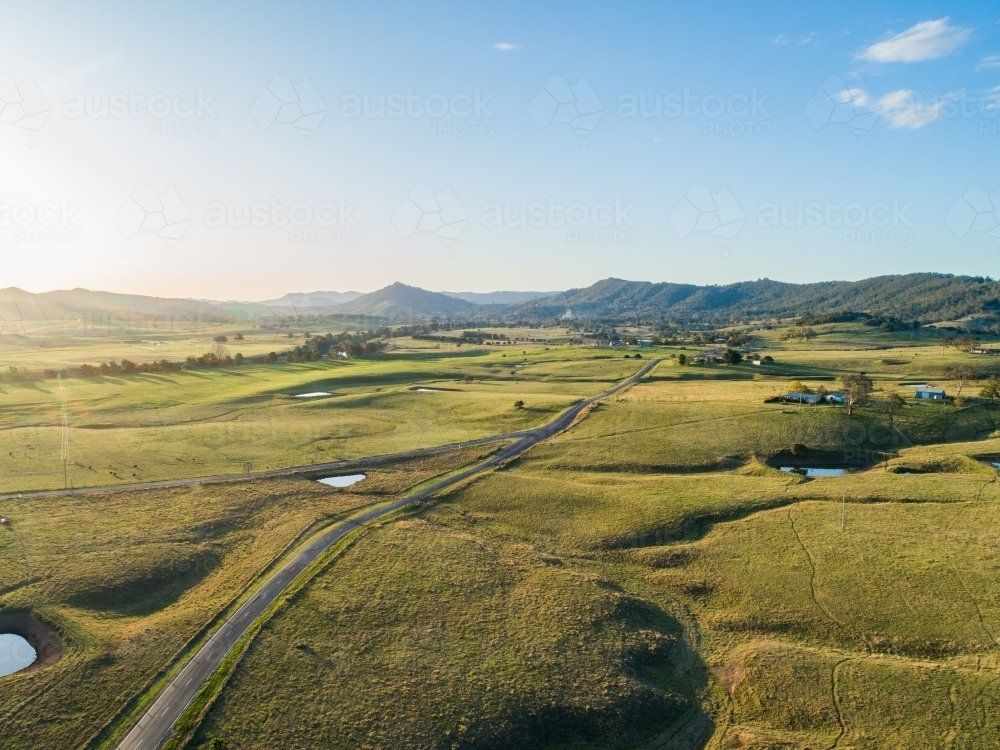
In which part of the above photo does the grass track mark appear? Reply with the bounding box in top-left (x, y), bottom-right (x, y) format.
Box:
top-left (787, 506), bottom-right (844, 628)
top-left (828, 657), bottom-right (851, 750)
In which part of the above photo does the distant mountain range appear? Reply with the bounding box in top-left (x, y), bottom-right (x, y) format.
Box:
top-left (443, 290), bottom-right (559, 305)
top-left (2, 273), bottom-right (998, 327)
top-left (0, 287), bottom-right (235, 325)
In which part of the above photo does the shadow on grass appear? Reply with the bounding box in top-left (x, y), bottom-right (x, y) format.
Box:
top-left (66, 547), bottom-right (220, 618)
top-left (457, 594), bottom-right (712, 750)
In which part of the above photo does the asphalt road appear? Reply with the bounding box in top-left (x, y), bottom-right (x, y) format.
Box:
top-left (114, 359), bottom-right (658, 750)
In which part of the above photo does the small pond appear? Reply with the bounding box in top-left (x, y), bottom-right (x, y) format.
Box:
top-left (415, 388), bottom-right (443, 392)
top-left (317, 474), bottom-right (366, 488)
top-left (294, 392), bottom-right (331, 398)
top-left (0, 634), bottom-right (36, 678)
top-left (779, 467), bottom-right (854, 477)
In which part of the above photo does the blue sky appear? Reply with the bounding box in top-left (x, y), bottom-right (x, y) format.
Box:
top-left (1, 1), bottom-right (999, 299)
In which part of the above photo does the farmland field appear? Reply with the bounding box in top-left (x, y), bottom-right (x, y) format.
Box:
top-left (0, 342), bottom-right (640, 493)
top-left (4, 332), bottom-right (1000, 749)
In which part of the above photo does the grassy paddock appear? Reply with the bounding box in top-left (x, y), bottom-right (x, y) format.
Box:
top-left (7, 338), bottom-right (1000, 748)
top-left (0, 347), bottom-right (642, 492)
top-left (0, 446), bottom-right (492, 750)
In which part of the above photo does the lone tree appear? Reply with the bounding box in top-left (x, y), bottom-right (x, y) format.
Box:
top-left (514, 400), bottom-right (525, 409)
top-left (980, 375), bottom-right (1000, 403)
top-left (882, 392), bottom-right (907, 430)
top-left (840, 373), bottom-right (873, 416)
top-left (944, 364), bottom-right (975, 398)
top-left (677, 353), bottom-right (687, 365)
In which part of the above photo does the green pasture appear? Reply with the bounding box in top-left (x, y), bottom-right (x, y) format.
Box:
top-left (5, 336), bottom-right (1000, 748)
top-left (187, 356), bottom-right (1000, 749)
top-left (0, 446), bottom-right (492, 750)
top-left (0, 347), bottom-right (642, 492)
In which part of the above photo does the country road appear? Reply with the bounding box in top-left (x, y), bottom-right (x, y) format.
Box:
top-left (115, 359), bottom-right (659, 750)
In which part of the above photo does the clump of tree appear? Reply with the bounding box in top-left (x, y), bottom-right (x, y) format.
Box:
top-left (286, 331), bottom-right (387, 362)
top-left (953, 335), bottom-right (980, 352)
top-left (861, 315), bottom-right (921, 332)
top-left (780, 327), bottom-right (817, 342)
top-left (980, 375), bottom-right (1000, 402)
top-left (3, 328), bottom-right (391, 381)
top-left (722, 348), bottom-right (742, 364)
top-left (788, 380), bottom-right (810, 394)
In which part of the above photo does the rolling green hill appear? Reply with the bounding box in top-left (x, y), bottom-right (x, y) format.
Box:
top-left (511, 273), bottom-right (1000, 323)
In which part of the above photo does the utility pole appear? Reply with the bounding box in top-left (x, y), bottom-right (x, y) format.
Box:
top-left (58, 374), bottom-right (69, 489)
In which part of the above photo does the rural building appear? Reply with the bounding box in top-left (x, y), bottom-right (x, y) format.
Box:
top-left (915, 387), bottom-right (946, 400)
top-left (823, 392), bottom-right (845, 404)
top-left (784, 392), bottom-right (821, 404)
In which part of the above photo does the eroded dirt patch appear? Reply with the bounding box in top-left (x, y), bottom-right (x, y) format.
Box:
top-left (712, 662), bottom-right (746, 695)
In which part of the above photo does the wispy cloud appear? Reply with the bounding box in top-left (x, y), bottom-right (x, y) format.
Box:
top-left (837, 87), bottom-right (872, 108)
top-left (797, 32), bottom-right (816, 46)
top-left (770, 34), bottom-right (788, 46)
top-left (877, 89), bottom-right (950, 128)
top-left (493, 42), bottom-right (522, 51)
top-left (977, 54), bottom-right (1000, 71)
top-left (859, 18), bottom-right (971, 63)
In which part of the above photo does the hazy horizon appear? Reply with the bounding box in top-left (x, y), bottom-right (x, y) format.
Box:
top-left (2, 270), bottom-right (970, 303)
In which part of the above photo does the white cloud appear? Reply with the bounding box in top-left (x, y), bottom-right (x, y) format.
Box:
top-left (977, 54), bottom-right (1000, 71)
top-left (493, 42), bottom-right (522, 51)
top-left (797, 32), bottom-right (816, 45)
top-left (859, 18), bottom-right (971, 63)
top-left (770, 34), bottom-right (788, 46)
top-left (877, 89), bottom-right (948, 128)
top-left (837, 87), bottom-right (871, 108)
